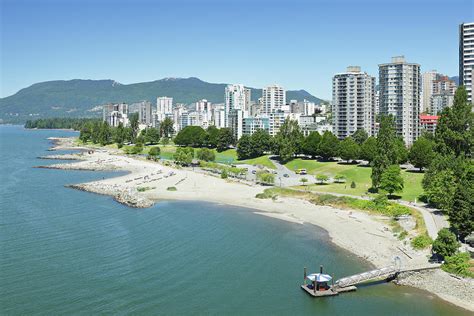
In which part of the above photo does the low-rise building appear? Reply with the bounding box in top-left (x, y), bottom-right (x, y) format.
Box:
top-left (419, 114), bottom-right (439, 134)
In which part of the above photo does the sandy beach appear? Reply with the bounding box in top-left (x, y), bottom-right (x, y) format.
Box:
top-left (38, 137), bottom-right (474, 311)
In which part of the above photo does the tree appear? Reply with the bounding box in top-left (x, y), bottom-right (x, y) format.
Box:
top-left (409, 136), bottom-right (435, 171)
top-left (360, 136), bottom-right (377, 163)
top-left (432, 228), bottom-right (459, 258)
top-left (302, 132), bottom-right (321, 158)
top-left (316, 174), bottom-right (329, 184)
top-left (433, 86), bottom-right (473, 157)
top-left (174, 126), bottom-right (207, 147)
top-left (318, 131), bottom-right (339, 160)
top-left (196, 148), bottom-right (215, 162)
top-left (300, 177), bottom-right (308, 186)
top-left (448, 164), bottom-right (474, 239)
top-left (379, 165), bottom-right (404, 197)
top-left (113, 122), bottom-right (127, 148)
top-left (205, 126), bottom-right (219, 148)
top-left (129, 113), bottom-right (139, 142)
top-left (174, 147), bottom-right (194, 165)
top-left (144, 128), bottom-right (161, 145)
top-left (216, 128), bottom-right (235, 152)
top-left (148, 146), bottom-right (161, 161)
top-left (394, 138), bottom-right (409, 164)
top-left (237, 135), bottom-right (253, 160)
top-left (251, 129), bottom-right (272, 157)
top-left (422, 87), bottom-right (473, 236)
top-left (98, 121), bottom-right (112, 146)
top-left (159, 117), bottom-right (175, 139)
top-left (90, 121), bottom-right (100, 144)
top-left (334, 175), bottom-right (346, 183)
top-left (338, 137), bottom-right (360, 162)
top-left (79, 123), bottom-right (92, 144)
top-left (274, 119), bottom-right (304, 161)
top-left (352, 129), bottom-right (368, 145)
top-left (371, 115), bottom-right (398, 189)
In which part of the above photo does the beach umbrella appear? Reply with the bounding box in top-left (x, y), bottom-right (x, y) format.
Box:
top-left (307, 273), bottom-right (332, 282)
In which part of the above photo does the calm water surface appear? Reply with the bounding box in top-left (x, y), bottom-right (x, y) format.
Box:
top-left (0, 125), bottom-right (469, 315)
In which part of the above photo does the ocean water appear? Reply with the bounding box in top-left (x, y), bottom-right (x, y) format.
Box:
top-left (0, 125), bottom-right (469, 315)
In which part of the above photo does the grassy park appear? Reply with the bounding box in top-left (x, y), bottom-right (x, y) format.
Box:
top-left (286, 158), bottom-right (424, 202)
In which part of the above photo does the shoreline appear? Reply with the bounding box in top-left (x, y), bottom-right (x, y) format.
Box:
top-left (38, 137), bottom-right (474, 311)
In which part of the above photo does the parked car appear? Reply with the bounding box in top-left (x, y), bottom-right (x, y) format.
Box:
top-left (251, 170), bottom-right (257, 174)
top-left (283, 173), bottom-right (289, 178)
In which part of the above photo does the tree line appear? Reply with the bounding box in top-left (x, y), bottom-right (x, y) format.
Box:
top-left (25, 117), bottom-right (101, 130)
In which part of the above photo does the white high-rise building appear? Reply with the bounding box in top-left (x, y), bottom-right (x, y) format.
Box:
top-left (460, 22), bottom-right (474, 103)
top-left (156, 97), bottom-right (173, 121)
top-left (332, 66), bottom-right (376, 139)
top-left (224, 84), bottom-right (251, 127)
top-left (262, 85), bottom-right (286, 114)
top-left (137, 101), bottom-right (153, 126)
top-left (422, 70), bottom-right (438, 113)
top-left (103, 103), bottom-right (129, 127)
top-left (212, 104), bottom-right (226, 129)
top-left (379, 56), bottom-right (421, 145)
top-left (195, 99), bottom-right (212, 112)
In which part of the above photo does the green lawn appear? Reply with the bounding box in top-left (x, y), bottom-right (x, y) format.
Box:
top-left (236, 155), bottom-right (276, 169)
top-left (286, 158), bottom-right (424, 202)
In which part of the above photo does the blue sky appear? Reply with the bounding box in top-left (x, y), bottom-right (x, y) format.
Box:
top-left (1, 0), bottom-right (473, 99)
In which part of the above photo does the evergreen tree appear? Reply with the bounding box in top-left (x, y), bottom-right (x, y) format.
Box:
top-left (422, 86), bottom-right (473, 236)
top-left (113, 122), bottom-right (126, 148)
top-left (129, 113), bottom-right (139, 142)
top-left (98, 121), bottom-right (111, 146)
top-left (148, 146), bottom-right (161, 161)
top-left (433, 86), bottom-right (473, 157)
top-left (448, 164), bottom-right (474, 239)
top-left (371, 115), bottom-right (398, 188)
top-left (432, 228), bottom-right (459, 258)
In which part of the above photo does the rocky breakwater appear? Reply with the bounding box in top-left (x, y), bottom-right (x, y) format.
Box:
top-left (38, 153), bottom-right (87, 160)
top-left (395, 268), bottom-right (474, 311)
top-left (68, 182), bottom-right (155, 208)
top-left (35, 161), bottom-right (119, 172)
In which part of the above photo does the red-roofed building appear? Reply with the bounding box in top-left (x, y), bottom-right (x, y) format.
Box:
top-left (419, 115), bottom-right (439, 135)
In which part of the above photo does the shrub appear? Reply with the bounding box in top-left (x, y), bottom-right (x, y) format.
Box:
top-left (257, 171), bottom-right (275, 185)
top-left (442, 252), bottom-right (474, 277)
top-left (398, 231), bottom-right (408, 240)
top-left (411, 234), bottom-right (433, 250)
top-left (196, 148), bottom-right (215, 162)
top-left (432, 228), bottom-right (459, 258)
top-left (221, 169), bottom-right (228, 179)
top-left (137, 186), bottom-right (153, 192)
top-left (166, 186), bottom-right (177, 191)
top-left (350, 181), bottom-right (356, 188)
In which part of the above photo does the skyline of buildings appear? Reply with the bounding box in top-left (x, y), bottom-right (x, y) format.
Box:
top-left (103, 22), bottom-right (472, 145)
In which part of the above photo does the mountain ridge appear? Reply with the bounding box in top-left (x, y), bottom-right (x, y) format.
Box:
top-left (0, 77), bottom-right (325, 123)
